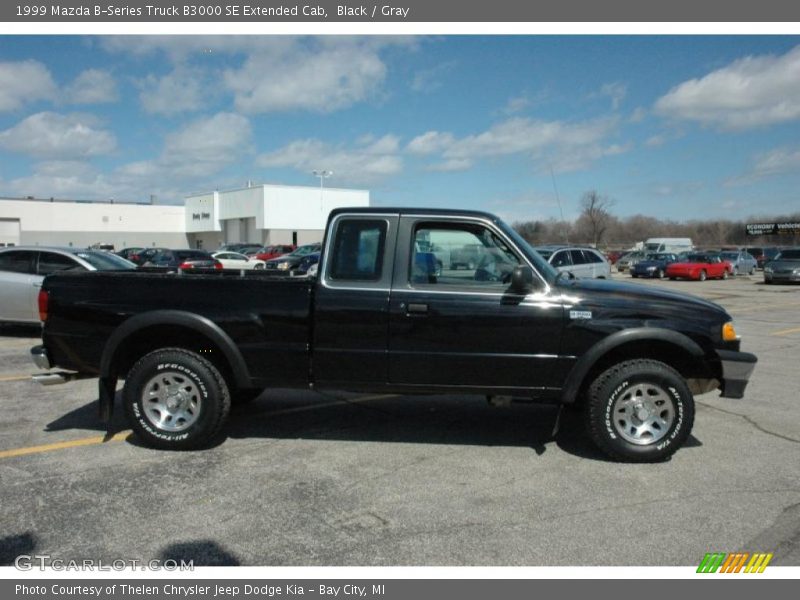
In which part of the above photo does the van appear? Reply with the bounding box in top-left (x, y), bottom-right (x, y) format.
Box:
top-left (643, 238), bottom-right (693, 254)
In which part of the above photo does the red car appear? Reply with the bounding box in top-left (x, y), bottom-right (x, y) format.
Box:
top-left (255, 244), bottom-right (295, 262)
top-left (666, 253), bottom-right (732, 281)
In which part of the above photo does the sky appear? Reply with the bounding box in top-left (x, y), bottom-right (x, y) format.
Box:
top-left (0, 35), bottom-right (799, 224)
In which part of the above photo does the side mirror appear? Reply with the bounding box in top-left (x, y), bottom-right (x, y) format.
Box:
top-left (510, 265), bottom-right (535, 294)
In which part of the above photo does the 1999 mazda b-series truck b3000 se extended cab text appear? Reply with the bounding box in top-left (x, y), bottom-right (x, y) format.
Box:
top-left (31, 208), bottom-right (757, 462)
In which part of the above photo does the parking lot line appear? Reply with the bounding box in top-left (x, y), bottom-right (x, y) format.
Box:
top-left (0, 375), bottom-right (32, 382)
top-left (0, 394), bottom-right (397, 461)
top-left (771, 326), bottom-right (800, 336)
top-left (0, 430), bottom-right (132, 460)
top-left (727, 301), bottom-right (800, 315)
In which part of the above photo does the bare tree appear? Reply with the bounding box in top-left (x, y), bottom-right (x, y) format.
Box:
top-left (578, 190), bottom-right (615, 247)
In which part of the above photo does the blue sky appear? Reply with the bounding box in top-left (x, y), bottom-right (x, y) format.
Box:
top-left (0, 35), bottom-right (799, 223)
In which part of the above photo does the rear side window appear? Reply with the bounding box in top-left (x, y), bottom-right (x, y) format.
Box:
top-left (0, 250), bottom-right (36, 274)
top-left (38, 252), bottom-right (82, 275)
top-left (551, 251), bottom-right (571, 267)
top-left (582, 250), bottom-right (604, 264)
top-left (329, 219), bottom-right (387, 281)
top-left (569, 250), bottom-right (587, 265)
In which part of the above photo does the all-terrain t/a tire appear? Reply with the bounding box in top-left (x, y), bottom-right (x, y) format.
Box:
top-left (585, 359), bottom-right (695, 462)
top-left (123, 348), bottom-right (231, 450)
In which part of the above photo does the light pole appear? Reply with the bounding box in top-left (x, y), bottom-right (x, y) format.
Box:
top-left (312, 169), bottom-right (333, 211)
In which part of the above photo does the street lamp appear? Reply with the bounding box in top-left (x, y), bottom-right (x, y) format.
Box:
top-left (312, 169), bottom-right (333, 211)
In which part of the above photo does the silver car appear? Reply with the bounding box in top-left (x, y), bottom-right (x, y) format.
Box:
top-left (533, 246), bottom-right (612, 279)
top-left (719, 250), bottom-right (757, 276)
top-left (0, 247), bottom-right (135, 324)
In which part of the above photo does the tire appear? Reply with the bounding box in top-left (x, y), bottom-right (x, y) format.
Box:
top-left (749, 268), bottom-right (755, 276)
top-left (722, 269), bottom-right (728, 280)
top-left (585, 359), bottom-right (695, 462)
top-left (669, 277), bottom-right (676, 281)
top-left (656, 269), bottom-right (664, 279)
top-left (254, 263), bottom-right (264, 270)
top-left (123, 348), bottom-right (231, 450)
top-left (467, 260), bottom-right (476, 270)
top-left (631, 273), bottom-right (638, 278)
top-left (699, 270), bottom-right (707, 281)
top-left (434, 261), bottom-right (443, 277)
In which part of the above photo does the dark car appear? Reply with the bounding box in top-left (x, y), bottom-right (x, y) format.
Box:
top-left (129, 247), bottom-right (169, 266)
top-left (296, 251), bottom-right (321, 276)
top-left (116, 247), bottom-right (144, 261)
top-left (147, 249), bottom-right (222, 271)
top-left (746, 246), bottom-right (781, 269)
top-left (764, 248), bottom-right (800, 284)
top-left (631, 253), bottom-right (679, 279)
top-left (264, 243), bottom-right (322, 274)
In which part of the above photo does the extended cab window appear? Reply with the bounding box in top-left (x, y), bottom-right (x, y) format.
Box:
top-left (0, 250), bottom-right (36, 274)
top-left (411, 222), bottom-right (520, 288)
top-left (37, 252), bottom-right (82, 275)
top-left (329, 219), bottom-right (387, 281)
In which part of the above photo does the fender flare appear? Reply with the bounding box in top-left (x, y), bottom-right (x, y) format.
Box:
top-left (99, 310), bottom-right (251, 387)
top-left (560, 327), bottom-right (705, 404)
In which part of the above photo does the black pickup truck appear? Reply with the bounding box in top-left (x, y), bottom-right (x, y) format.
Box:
top-left (31, 208), bottom-right (757, 461)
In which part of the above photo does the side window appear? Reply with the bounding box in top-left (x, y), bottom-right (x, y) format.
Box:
top-left (38, 252), bottom-right (83, 275)
top-left (329, 219), bottom-right (387, 281)
top-left (570, 250), bottom-right (587, 265)
top-left (583, 250), bottom-right (604, 264)
top-left (411, 222), bottom-right (520, 288)
top-left (0, 250), bottom-right (36, 274)
top-left (551, 251), bottom-right (571, 267)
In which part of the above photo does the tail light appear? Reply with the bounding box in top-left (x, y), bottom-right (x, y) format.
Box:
top-left (214, 260), bottom-right (223, 270)
top-left (38, 289), bottom-right (49, 322)
top-left (178, 262), bottom-right (193, 270)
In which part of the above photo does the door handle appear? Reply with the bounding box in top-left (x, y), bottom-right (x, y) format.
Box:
top-left (406, 303), bottom-right (429, 315)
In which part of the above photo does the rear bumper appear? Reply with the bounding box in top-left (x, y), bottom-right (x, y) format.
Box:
top-left (31, 344), bottom-right (52, 370)
top-left (717, 349), bottom-right (758, 399)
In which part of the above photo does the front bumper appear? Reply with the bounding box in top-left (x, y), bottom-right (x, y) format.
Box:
top-left (718, 349), bottom-right (758, 399)
top-left (765, 271), bottom-right (800, 283)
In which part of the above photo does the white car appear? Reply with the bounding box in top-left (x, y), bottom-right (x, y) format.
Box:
top-left (0, 246), bottom-right (136, 324)
top-left (533, 246), bottom-right (612, 279)
top-left (211, 251), bottom-right (266, 270)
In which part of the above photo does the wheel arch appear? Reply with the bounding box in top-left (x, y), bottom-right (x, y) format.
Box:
top-left (100, 310), bottom-right (251, 386)
top-left (560, 328), bottom-right (707, 405)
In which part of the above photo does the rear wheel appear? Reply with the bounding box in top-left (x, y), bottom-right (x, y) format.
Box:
top-left (123, 348), bottom-right (231, 450)
top-left (698, 270), bottom-right (707, 281)
top-left (585, 359), bottom-right (694, 462)
top-left (722, 269), bottom-right (729, 280)
top-left (656, 269), bottom-right (664, 279)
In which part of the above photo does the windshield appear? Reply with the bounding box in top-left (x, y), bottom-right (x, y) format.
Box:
top-left (498, 221), bottom-right (558, 283)
top-left (534, 248), bottom-right (554, 259)
top-left (74, 251), bottom-right (136, 270)
top-left (644, 243), bottom-right (661, 252)
top-left (721, 252), bottom-right (739, 260)
top-left (291, 245), bottom-right (319, 257)
top-left (777, 249), bottom-right (800, 260)
top-left (686, 254), bottom-right (711, 263)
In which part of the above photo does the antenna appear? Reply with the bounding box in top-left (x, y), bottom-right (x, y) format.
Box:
top-left (549, 165), bottom-right (568, 244)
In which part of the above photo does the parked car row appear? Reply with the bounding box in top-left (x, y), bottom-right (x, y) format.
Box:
top-left (532, 245), bottom-right (612, 279)
top-left (764, 248), bottom-right (800, 284)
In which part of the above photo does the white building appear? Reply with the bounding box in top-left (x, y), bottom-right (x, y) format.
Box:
top-left (0, 197), bottom-right (187, 248)
top-left (185, 183), bottom-right (370, 249)
top-left (0, 183), bottom-right (370, 250)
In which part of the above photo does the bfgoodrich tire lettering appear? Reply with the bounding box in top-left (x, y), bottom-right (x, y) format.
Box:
top-left (123, 348), bottom-right (231, 450)
top-left (585, 359), bottom-right (695, 462)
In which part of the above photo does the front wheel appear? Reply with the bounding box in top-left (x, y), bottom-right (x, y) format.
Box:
top-left (698, 270), bottom-right (707, 281)
top-left (722, 269), bottom-right (729, 280)
top-left (656, 269), bottom-right (664, 279)
top-left (123, 348), bottom-right (231, 450)
top-left (584, 359), bottom-right (694, 462)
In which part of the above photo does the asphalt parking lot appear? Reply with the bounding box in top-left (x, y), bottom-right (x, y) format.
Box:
top-left (0, 273), bottom-right (798, 567)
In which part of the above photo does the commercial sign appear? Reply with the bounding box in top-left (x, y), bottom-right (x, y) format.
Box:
top-left (746, 222), bottom-right (800, 236)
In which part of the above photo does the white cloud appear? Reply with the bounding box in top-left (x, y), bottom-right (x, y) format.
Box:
top-left (594, 82), bottom-right (627, 110)
top-left (502, 96), bottom-right (532, 115)
top-left (410, 61), bottom-right (457, 93)
top-left (0, 112), bottom-right (116, 159)
top-left (727, 146), bottom-right (800, 186)
top-left (257, 134), bottom-right (403, 184)
top-left (224, 41), bottom-right (388, 114)
top-left (138, 68), bottom-right (206, 115)
top-left (412, 117), bottom-right (625, 173)
top-left (0, 60), bottom-right (57, 111)
top-left (655, 45), bottom-right (800, 130)
top-left (65, 69), bottom-right (118, 104)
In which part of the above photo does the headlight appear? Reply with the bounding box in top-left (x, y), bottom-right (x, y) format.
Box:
top-left (764, 266), bottom-right (773, 274)
top-left (646, 266), bottom-right (656, 271)
top-left (277, 262), bottom-right (290, 271)
top-left (722, 321), bottom-right (739, 342)
top-left (793, 268), bottom-right (800, 275)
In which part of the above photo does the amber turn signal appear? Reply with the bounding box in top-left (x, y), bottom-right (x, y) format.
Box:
top-left (722, 322), bottom-right (739, 341)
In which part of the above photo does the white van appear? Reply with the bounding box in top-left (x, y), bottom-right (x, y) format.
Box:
top-left (643, 238), bottom-right (693, 254)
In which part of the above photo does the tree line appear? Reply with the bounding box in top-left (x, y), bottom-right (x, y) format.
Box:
top-left (512, 190), bottom-right (800, 250)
